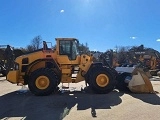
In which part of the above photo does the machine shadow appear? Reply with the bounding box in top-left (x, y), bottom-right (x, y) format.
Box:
top-left (128, 92), bottom-right (160, 105)
top-left (0, 89), bottom-right (123, 120)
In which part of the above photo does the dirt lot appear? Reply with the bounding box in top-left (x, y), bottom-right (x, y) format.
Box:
top-left (0, 76), bottom-right (160, 120)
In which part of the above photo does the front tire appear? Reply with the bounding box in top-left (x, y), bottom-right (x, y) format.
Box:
top-left (28, 68), bottom-right (58, 96)
top-left (89, 67), bottom-right (116, 94)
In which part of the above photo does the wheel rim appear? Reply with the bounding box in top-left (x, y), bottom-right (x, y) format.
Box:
top-left (96, 74), bottom-right (109, 87)
top-left (35, 76), bottom-right (50, 90)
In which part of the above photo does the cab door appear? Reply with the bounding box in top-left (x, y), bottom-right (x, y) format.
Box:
top-left (56, 40), bottom-right (80, 65)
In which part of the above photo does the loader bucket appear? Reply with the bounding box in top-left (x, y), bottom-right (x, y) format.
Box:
top-left (128, 68), bottom-right (154, 93)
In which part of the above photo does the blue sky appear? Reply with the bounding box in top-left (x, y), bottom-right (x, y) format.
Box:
top-left (0, 0), bottom-right (160, 52)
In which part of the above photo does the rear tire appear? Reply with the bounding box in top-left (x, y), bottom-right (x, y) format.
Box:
top-left (28, 68), bottom-right (58, 96)
top-left (89, 67), bottom-right (116, 94)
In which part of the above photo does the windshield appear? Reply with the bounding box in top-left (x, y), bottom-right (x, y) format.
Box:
top-left (59, 40), bottom-right (79, 60)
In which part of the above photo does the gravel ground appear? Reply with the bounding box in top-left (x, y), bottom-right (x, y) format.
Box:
top-left (0, 76), bottom-right (160, 120)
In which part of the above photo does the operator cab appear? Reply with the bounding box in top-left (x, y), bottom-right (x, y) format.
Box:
top-left (57, 38), bottom-right (79, 60)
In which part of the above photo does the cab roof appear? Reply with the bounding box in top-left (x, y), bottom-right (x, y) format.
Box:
top-left (55, 38), bottom-right (78, 41)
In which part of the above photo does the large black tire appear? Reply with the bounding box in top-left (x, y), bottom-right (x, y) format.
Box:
top-left (115, 72), bottom-right (131, 92)
top-left (28, 68), bottom-right (58, 96)
top-left (89, 67), bottom-right (116, 94)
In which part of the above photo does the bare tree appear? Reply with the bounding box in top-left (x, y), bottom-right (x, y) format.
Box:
top-left (26, 35), bottom-right (42, 52)
top-left (78, 42), bottom-right (89, 54)
top-left (26, 45), bottom-right (35, 52)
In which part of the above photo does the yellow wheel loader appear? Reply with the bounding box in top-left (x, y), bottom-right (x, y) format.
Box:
top-left (6, 38), bottom-right (117, 96)
top-left (6, 38), bottom-right (155, 95)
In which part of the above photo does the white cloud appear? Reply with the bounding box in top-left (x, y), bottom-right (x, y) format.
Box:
top-left (60, 10), bottom-right (64, 13)
top-left (130, 36), bottom-right (137, 40)
top-left (156, 39), bottom-right (160, 42)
